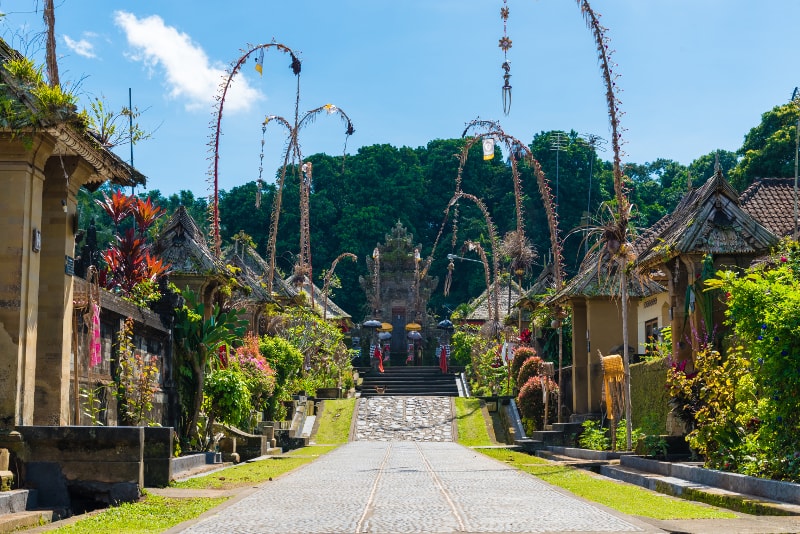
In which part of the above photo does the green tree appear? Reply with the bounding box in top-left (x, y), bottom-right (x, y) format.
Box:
top-left (730, 103), bottom-right (799, 191)
top-left (172, 288), bottom-right (248, 446)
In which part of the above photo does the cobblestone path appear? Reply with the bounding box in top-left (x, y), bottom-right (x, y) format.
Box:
top-left (173, 397), bottom-right (656, 533)
top-left (354, 396), bottom-right (454, 442)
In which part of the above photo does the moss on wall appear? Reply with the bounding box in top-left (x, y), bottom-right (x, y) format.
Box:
top-left (630, 357), bottom-right (670, 435)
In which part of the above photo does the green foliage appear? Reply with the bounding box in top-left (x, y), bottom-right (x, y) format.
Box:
top-left (450, 326), bottom-right (482, 367)
top-left (231, 333), bottom-right (276, 413)
top-left (578, 420), bottom-right (609, 451)
top-left (468, 343), bottom-right (508, 396)
top-left (730, 102), bottom-right (800, 191)
top-left (31, 82), bottom-right (76, 112)
top-left (84, 96), bottom-right (151, 148)
top-left (114, 317), bottom-right (159, 426)
top-left (3, 57), bottom-right (43, 85)
top-left (259, 334), bottom-right (304, 420)
top-left (684, 239), bottom-right (800, 481)
top-left (173, 288), bottom-right (247, 445)
top-left (79, 385), bottom-right (106, 426)
top-left (203, 367), bottom-right (252, 429)
top-left (642, 325), bottom-right (671, 363)
top-left (641, 434), bottom-right (668, 459)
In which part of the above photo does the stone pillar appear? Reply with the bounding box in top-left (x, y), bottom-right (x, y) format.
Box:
top-left (0, 448), bottom-right (11, 491)
top-left (34, 156), bottom-right (92, 426)
top-left (570, 298), bottom-right (589, 414)
top-left (0, 136), bottom-right (54, 429)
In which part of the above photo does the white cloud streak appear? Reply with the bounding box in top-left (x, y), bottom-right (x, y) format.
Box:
top-left (113, 11), bottom-right (261, 112)
top-left (63, 35), bottom-right (96, 58)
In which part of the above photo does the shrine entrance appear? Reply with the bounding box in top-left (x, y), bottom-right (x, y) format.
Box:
top-left (359, 222), bottom-right (438, 366)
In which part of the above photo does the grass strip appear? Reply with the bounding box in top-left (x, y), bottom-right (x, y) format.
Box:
top-left (313, 398), bottom-right (356, 444)
top-left (284, 444), bottom-right (339, 456)
top-left (172, 454), bottom-right (316, 490)
top-left (49, 494), bottom-right (227, 533)
top-left (479, 448), bottom-right (737, 520)
top-left (454, 397), bottom-right (494, 446)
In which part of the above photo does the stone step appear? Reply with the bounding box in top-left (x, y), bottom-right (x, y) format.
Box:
top-left (601, 463), bottom-right (800, 516)
top-left (530, 430), bottom-right (568, 446)
top-left (0, 509), bottom-right (61, 533)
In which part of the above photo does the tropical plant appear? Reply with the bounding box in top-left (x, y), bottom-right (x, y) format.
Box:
top-left (259, 334), bottom-right (304, 420)
top-left (114, 317), bottom-right (160, 426)
top-left (203, 366), bottom-right (252, 431)
top-left (79, 384), bottom-right (106, 426)
top-left (578, 420), bottom-right (609, 451)
top-left (96, 190), bottom-right (169, 304)
top-left (231, 333), bottom-right (276, 413)
top-left (173, 288), bottom-right (248, 446)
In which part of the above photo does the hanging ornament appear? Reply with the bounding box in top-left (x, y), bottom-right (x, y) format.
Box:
top-left (255, 121), bottom-right (268, 208)
top-left (444, 258), bottom-right (455, 296)
top-left (499, 0), bottom-right (512, 115)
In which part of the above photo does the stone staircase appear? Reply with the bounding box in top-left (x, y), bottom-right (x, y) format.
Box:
top-left (356, 366), bottom-right (460, 397)
top-left (514, 421), bottom-right (584, 451)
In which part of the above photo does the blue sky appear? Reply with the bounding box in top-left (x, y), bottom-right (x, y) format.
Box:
top-left (3, 1), bottom-right (800, 197)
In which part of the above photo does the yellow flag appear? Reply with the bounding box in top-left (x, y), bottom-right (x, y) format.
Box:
top-left (483, 138), bottom-right (495, 160)
top-left (255, 48), bottom-right (264, 76)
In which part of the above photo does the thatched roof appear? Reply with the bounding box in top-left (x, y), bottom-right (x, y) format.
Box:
top-left (464, 278), bottom-right (524, 323)
top-left (153, 206), bottom-right (222, 275)
top-left (636, 167), bottom-right (779, 268)
top-left (287, 276), bottom-right (352, 323)
top-left (224, 243), bottom-right (295, 303)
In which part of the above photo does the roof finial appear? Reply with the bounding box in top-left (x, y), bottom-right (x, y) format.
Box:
top-left (714, 151), bottom-right (721, 175)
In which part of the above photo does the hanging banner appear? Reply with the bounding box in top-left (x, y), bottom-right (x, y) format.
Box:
top-left (483, 137), bottom-right (495, 160)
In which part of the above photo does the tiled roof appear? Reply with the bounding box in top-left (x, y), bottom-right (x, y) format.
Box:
top-left (739, 177), bottom-right (796, 238)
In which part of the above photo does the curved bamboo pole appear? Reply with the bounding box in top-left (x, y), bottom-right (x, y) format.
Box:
top-left (208, 42), bottom-right (301, 257)
top-left (576, 0), bottom-right (633, 448)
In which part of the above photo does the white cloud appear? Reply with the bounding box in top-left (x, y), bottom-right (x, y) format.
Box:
top-left (113, 11), bottom-right (261, 112)
top-left (63, 35), bottom-right (96, 58)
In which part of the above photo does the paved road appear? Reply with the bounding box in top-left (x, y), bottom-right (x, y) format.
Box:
top-left (171, 396), bottom-right (659, 533)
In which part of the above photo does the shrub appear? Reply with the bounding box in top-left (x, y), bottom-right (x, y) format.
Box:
top-left (516, 375), bottom-right (558, 431)
top-left (232, 334), bottom-right (276, 413)
top-left (511, 346), bottom-right (537, 387)
top-left (203, 367), bottom-right (252, 429)
top-left (578, 420), bottom-right (609, 451)
top-left (516, 356), bottom-right (544, 389)
top-left (467, 342), bottom-right (507, 396)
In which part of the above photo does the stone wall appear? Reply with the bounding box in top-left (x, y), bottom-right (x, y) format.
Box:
top-left (71, 279), bottom-right (175, 429)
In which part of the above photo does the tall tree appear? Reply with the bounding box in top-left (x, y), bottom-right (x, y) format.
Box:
top-left (730, 103), bottom-right (799, 190)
